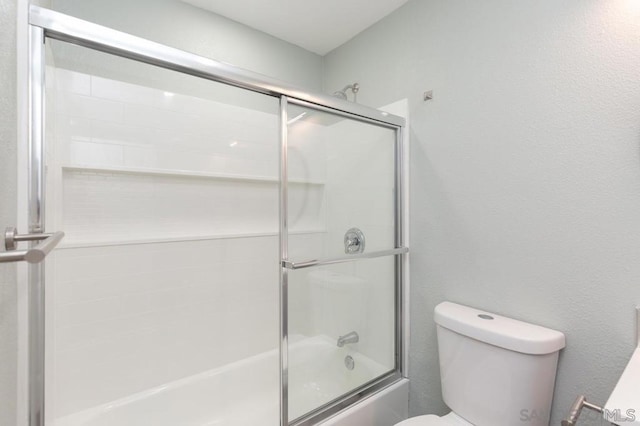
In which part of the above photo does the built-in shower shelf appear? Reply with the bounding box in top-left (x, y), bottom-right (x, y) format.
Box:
top-left (61, 165), bottom-right (325, 185)
top-left (57, 229), bottom-right (327, 249)
top-left (58, 165), bottom-right (327, 249)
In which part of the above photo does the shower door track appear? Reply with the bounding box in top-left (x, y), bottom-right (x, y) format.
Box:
top-left (28, 6), bottom-right (403, 128)
top-left (24, 6), bottom-right (408, 426)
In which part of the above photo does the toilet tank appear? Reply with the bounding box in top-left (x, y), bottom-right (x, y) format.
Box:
top-left (435, 302), bottom-right (565, 426)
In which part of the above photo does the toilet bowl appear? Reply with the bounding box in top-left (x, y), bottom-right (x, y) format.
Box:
top-left (397, 413), bottom-right (471, 425)
top-left (396, 302), bottom-right (565, 426)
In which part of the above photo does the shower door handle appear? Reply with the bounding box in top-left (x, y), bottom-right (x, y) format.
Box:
top-left (0, 227), bottom-right (65, 264)
top-left (282, 247), bottom-right (409, 270)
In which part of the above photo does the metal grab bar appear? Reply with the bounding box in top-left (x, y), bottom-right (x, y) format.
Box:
top-left (0, 227), bottom-right (65, 264)
top-left (282, 247), bottom-right (408, 270)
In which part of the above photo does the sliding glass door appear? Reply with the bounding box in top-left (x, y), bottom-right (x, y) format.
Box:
top-left (43, 39), bottom-right (281, 425)
top-left (282, 100), bottom-right (404, 424)
top-left (25, 7), bottom-right (406, 426)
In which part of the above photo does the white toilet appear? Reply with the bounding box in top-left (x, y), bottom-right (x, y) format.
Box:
top-left (397, 301), bottom-right (566, 426)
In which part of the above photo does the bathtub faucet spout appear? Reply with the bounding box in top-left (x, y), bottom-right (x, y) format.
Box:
top-left (337, 331), bottom-right (359, 347)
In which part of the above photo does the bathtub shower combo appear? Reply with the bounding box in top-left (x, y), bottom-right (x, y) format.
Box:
top-left (20, 6), bottom-right (409, 426)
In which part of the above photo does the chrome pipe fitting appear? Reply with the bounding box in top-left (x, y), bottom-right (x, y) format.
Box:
top-left (562, 395), bottom-right (605, 426)
top-left (337, 331), bottom-right (359, 347)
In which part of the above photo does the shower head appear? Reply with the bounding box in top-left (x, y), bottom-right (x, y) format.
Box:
top-left (332, 82), bottom-right (359, 102)
top-left (332, 90), bottom-right (348, 100)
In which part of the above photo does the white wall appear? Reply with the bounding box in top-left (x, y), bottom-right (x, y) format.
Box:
top-left (324, 1), bottom-right (640, 424)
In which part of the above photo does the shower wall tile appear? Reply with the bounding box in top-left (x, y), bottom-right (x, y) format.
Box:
top-left (52, 68), bottom-right (292, 179)
top-left (60, 170), bottom-right (283, 244)
top-left (51, 236), bottom-right (282, 416)
top-left (91, 75), bottom-right (171, 107)
top-left (287, 116), bottom-right (397, 368)
top-left (68, 141), bottom-right (124, 167)
top-left (50, 66), bottom-right (91, 96)
top-left (287, 120), bottom-right (328, 183)
top-left (47, 67), bottom-right (332, 417)
top-left (55, 92), bottom-right (125, 123)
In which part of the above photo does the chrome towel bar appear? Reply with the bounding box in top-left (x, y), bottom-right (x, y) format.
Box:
top-left (282, 247), bottom-right (408, 270)
top-left (0, 227), bottom-right (65, 264)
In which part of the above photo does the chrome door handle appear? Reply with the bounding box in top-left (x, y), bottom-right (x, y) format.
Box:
top-left (0, 227), bottom-right (65, 264)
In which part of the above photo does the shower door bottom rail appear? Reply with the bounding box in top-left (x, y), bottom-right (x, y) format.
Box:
top-left (282, 247), bottom-right (408, 270)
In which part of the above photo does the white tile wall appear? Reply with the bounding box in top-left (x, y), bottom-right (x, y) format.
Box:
top-left (48, 67), bottom-right (328, 246)
top-left (325, 119), bottom-right (396, 255)
top-left (51, 238), bottom-right (280, 416)
top-left (286, 108), bottom-right (398, 373)
top-left (45, 67), bottom-right (327, 417)
top-left (50, 67), bottom-right (327, 182)
top-left (324, 119), bottom-right (397, 369)
top-left (61, 170), bottom-right (278, 244)
top-left (46, 65), bottom-right (395, 420)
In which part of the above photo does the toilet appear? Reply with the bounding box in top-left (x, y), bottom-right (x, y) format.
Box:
top-left (397, 302), bottom-right (566, 426)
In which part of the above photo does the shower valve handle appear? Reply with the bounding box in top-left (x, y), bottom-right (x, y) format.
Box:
top-left (344, 228), bottom-right (365, 254)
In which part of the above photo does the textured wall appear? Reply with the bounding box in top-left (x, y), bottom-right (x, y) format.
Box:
top-left (324, 1), bottom-right (640, 425)
top-left (50, 0), bottom-right (323, 91)
top-left (0, 0), bottom-right (17, 424)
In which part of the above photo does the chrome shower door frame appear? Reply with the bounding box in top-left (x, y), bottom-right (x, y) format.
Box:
top-left (24, 22), bottom-right (46, 426)
top-left (25, 6), bottom-right (408, 426)
top-left (281, 97), bottom-right (407, 426)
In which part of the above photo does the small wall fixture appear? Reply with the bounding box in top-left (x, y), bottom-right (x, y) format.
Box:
top-left (561, 395), bottom-right (608, 426)
top-left (423, 90), bottom-right (433, 101)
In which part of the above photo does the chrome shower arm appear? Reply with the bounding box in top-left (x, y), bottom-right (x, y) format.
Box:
top-left (333, 82), bottom-right (360, 102)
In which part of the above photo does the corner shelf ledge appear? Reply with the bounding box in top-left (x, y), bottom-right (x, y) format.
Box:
top-left (61, 165), bottom-right (325, 185)
top-left (57, 228), bottom-right (327, 249)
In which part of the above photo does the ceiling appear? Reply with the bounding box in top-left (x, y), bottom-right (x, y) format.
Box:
top-left (181, 0), bottom-right (409, 55)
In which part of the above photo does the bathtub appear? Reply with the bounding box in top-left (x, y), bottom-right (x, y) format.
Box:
top-left (55, 336), bottom-right (408, 426)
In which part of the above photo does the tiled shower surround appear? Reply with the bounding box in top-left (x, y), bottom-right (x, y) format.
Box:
top-left (46, 66), bottom-right (288, 417)
top-left (45, 61), bottom-right (394, 422)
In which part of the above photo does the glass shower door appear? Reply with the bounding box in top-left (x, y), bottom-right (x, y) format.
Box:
top-left (43, 40), bottom-right (282, 425)
top-left (283, 100), bottom-right (403, 423)
top-left (27, 8), bottom-right (406, 425)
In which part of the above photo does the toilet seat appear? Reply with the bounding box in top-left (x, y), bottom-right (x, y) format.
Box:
top-left (395, 413), bottom-right (473, 426)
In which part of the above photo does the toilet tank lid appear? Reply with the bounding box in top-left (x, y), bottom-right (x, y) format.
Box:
top-left (434, 302), bottom-right (566, 355)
